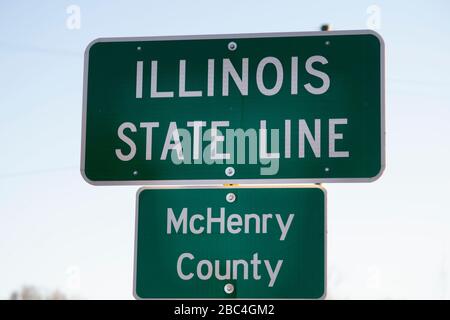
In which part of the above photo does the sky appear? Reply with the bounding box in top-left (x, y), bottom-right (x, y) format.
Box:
top-left (1, 0), bottom-right (450, 299)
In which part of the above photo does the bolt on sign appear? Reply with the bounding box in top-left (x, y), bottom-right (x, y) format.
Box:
top-left (133, 186), bottom-right (326, 299)
top-left (81, 30), bottom-right (385, 185)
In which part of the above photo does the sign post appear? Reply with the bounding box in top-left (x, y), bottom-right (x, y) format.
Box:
top-left (134, 186), bottom-right (326, 299)
top-left (81, 30), bottom-right (385, 185)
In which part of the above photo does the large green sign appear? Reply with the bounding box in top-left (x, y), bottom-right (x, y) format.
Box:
top-left (81, 31), bottom-right (384, 185)
top-left (134, 186), bottom-right (326, 299)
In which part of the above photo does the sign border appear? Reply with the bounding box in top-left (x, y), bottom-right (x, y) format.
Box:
top-left (132, 184), bottom-right (327, 300)
top-left (81, 30), bottom-right (385, 186)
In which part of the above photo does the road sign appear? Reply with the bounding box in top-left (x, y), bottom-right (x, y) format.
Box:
top-left (81, 30), bottom-right (385, 185)
top-left (134, 186), bottom-right (326, 299)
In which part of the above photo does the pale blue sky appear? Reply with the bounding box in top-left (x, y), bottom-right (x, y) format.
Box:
top-left (1, 0), bottom-right (450, 299)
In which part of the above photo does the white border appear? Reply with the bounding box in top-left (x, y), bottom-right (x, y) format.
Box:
top-left (80, 30), bottom-right (385, 186)
top-left (132, 184), bottom-right (327, 300)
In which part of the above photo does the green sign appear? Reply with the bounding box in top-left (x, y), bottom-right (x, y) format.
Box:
top-left (134, 186), bottom-right (326, 299)
top-left (82, 30), bottom-right (384, 185)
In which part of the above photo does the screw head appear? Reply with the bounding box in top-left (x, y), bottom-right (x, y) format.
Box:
top-left (225, 167), bottom-right (235, 177)
top-left (224, 283), bottom-right (234, 294)
top-left (226, 193), bottom-right (236, 203)
top-left (133, 170), bottom-right (138, 176)
top-left (228, 41), bottom-right (237, 51)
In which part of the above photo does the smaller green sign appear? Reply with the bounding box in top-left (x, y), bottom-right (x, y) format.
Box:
top-left (134, 186), bottom-right (326, 299)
